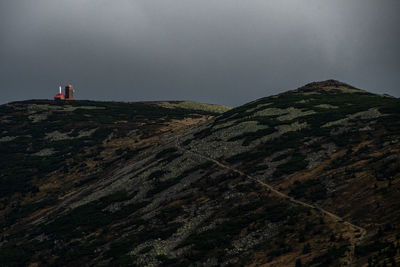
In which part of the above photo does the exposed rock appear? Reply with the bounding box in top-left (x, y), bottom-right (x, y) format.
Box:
top-left (0, 136), bottom-right (16, 142)
top-left (33, 148), bottom-right (56, 156)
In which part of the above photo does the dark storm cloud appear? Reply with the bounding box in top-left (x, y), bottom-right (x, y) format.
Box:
top-left (1, 0), bottom-right (399, 106)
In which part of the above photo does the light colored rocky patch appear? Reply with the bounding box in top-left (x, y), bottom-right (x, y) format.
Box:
top-left (252, 107), bottom-right (315, 122)
top-left (213, 120), bottom-right (236, 130)
top-left (323, 118), bottom-right (348, 128)
top-left (251, 121), bottom-right (308, 150)
top-left (45, 128), bottom-right (97, 141)
top-left (45, 130), bottom-right (73, 141)
top-left (253, 108), bottom-right (289, 117)
top-left (315, 104), bottom-right (338, 109)
top-left (306, 143), bottom-right (337, 169)
top-left (323, 108), bottom-right (382, 128)
top-left (31, 155), bottom-right (155, 225)
top-left (28, 113), bottom-right (49, 123)
top-left (0, 136), bottom-right (16, 142)
top-left (33, 148), bottom-right (56, 156)
top-left (68, 159), bottom-right (157, 209)
top-left (223, 190), bottom-right (245, 201)
top-left (359, 125), bottom-right (373, 132)
top-left (197, 218), bottom-right (228, 233)
top-left (27, 104), bottom-right (104, 122)
top-left (26, 105), bottom-right (54, 123)
top-left (189, 139), bottom-right (246, 160)
top-left (252, 150), bottom-right (292, 183)
top-left (328, 86), bottom-right (363, 93)
top-left (69, 152), bottom-right (205, 211)
top-left (182, 120), bottom-right (271, 159)
top-left (141, 174), bottom-right (206, 216)
top-left (303, 137), bottom-right (324, 146)
top-left (183, 120), bottom-right (246, 159)
top-left (130, 203), bottom-right (215, 266)
top-left (330, 127), bottom-right (350, 136)
top-left (297, 99), bottom-right (310, 104)
top-left (357, 108), bottom-right (383, 119)
top-left (127, 129), bottom-right (140, 137)
top-left (301, 91), bottom-right (320, 95)
top-left (383, 138), bottom-right (399, 147)
top-left (77, 128), bottom-right (97, 138)
top-left (276, 108), bottom-right (315, 121)
top-left (221, 121), bottom-right (269, 140)
top-left (246, 102), bottom-right (273, 113)
top-left (27, 104), bottom-right (61, 112)
top-left (276, 121), bottom-right (308, 134)
top-left (227, 222), bottom-right (280, 256)
top-left (1, 116), bottom-right (12, 123)
top-left (188, 121), bottom-right (308, 160)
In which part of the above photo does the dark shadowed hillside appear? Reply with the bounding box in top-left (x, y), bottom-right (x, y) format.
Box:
top-left (1, 80), bottom-right (399, 266)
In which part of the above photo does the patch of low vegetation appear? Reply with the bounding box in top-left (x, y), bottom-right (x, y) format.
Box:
top-left (155, 147), bottom-right (179, 159)
top-left (273, 153), bottom-right (308, 178)
top-left (146, 176), bottom-right (184, 197)
top-left (0, 244), bottom-right (35, 267)
top-left (4, 199), bottom-right (55, 226)
top-left (228, 127), bottom-right (275, 146)
top-left (289, 179), bottom-right (327, 201)
top-left (43, 192), bottom-right (146, 240)
top-left (180, 200), bottom-right (292, 259)
top-left (158, 101), bottom-right (231, 114)
top-left (309, 244), bottom-right (349, 266)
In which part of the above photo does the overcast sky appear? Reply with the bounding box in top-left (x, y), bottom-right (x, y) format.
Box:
top-left (0, 0), bottom-right (399, 106)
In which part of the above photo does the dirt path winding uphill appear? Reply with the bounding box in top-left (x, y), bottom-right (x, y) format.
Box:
top-left (175, 137), bottom-right (366, 266)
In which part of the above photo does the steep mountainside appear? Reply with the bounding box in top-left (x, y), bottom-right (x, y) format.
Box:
top-left (1, 80), bottom-right (399, 266)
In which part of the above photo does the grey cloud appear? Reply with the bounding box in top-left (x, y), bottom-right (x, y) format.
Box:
top-left (0, 0), bottom-right (399, 106)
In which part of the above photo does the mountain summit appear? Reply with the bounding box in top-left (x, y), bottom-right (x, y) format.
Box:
top-left (0, 81), bottom-right (399, 266)
top-left (295, 79), bottom-right (363, 93)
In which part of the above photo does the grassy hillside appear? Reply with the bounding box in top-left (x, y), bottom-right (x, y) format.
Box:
top-left (155, 101), bottom-right (231, 114)
top-left (1, 81), bottom-right (399, 266)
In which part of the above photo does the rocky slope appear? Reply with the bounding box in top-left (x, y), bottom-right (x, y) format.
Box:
top-left (1, 80), bottom-right (399, 266)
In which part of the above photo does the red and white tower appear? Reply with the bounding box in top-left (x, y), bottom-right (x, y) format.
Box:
top-left (54, 86), bottom-right (65, 100)
top-left (54, 85), bottom-right (75, 100)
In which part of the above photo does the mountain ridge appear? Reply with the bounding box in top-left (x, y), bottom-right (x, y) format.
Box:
top-left (1, 80), bottom-right (399, 266)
